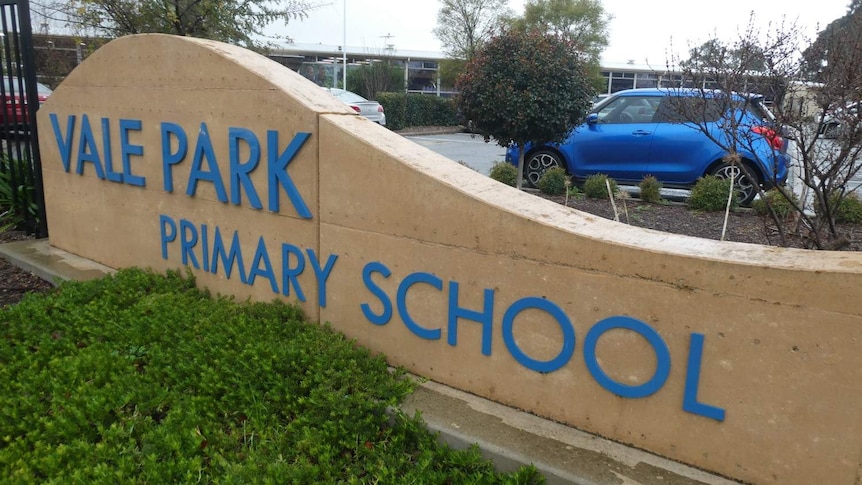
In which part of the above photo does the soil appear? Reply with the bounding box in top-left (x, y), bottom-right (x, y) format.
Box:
top-left (0, 230), bottom-right (55, 307)
top-left (2, 195), bottom-right (861, 307)
top-left (537, 192), bottom-right (862, 251)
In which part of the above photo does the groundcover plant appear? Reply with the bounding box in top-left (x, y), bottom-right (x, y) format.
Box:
top-left (0, 268), bottom-right (541, 484)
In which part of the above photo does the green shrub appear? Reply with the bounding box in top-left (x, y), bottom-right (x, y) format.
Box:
top-left (751, 187), bottom-right (798, 219)
top-left (537, 167), bottom-right (569, 195)
top-left (376, 92), bottom-right (460, 131)
top-left (836, 193), bottom-right (862, 223)
top-left (0, 158), bottom-right (38, 232)
top-left (489, 162), bottom-right (518, 187)
top-left (638, 175), bottom-right (663, 203)
top-left (567, 184), bottom-right (584, 198)
top-left (0, 268), bottom-right (541, 483)
top-left (583, 173), bottom-right (618, 199)
top-left (817, 191), bottom-right (862, 223)
top-left (688, 175), bottom-right (737, 211)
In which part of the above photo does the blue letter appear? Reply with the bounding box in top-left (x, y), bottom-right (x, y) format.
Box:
top-left (584, 316), bottom-right (671, 398)
top-left (229, 127), bottom-right (262, 209)
top-left (447, 281), bottom-right (494, 355)
top-left (502, 297), bottom-right (575, 373)
top-left (161, 122), bottom-right (187, 193)
top-left (179, 219), bottom-right (200, 269)
top-left (159, 214), bottom-right (177, 259)
top-left (397, 272), bottom-right (443, 340)
top-left (361, 262), bottom-right (392, 325)
top-left (281, 243), bottom-right (306, 301)
top-left (49, 113), bottom-right (75, 172)
top-left (187, 123), bottom-right (227, 202)
top-left (101, 117), bottom-right (122, 183)
top-left (683, 333), bottom-right (726, 421)
top-left (267, 131), bottom-right (311, 218)
top-left (75, 114), bottom-right (106, 179)
top-left (306, 249), bottom-right (337, 308)
top-left (248, 236), bottom-right (278, 293)
top-left (210, 227), bottom-right (247, 283)
top-left (200, 224), bottom-right (210, 272)
top-left (120, 119), bottom-right (146, 187)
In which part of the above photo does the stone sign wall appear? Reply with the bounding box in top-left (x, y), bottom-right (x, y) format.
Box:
top-left (38, 34), bottom-right (862, 485)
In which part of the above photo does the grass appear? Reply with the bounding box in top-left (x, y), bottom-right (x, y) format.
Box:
top-left (0, 268), bottom-right (543, 484)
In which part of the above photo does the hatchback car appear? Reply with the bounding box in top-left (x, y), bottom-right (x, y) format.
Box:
top-left (506, 88), bottom-right (790, 205)
top-left (325, 88), bottom-right (386, 126)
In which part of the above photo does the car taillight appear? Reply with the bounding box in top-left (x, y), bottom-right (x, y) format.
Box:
top-left (752, 126), bottom-right (784, 150)
top-left (349, 105), bottom-right (360, 113)
top-left (377, 105), bottom-right (384, 113)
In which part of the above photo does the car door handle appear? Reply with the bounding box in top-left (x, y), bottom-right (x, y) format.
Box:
top-left (631, 130), bottom-right (652, 136)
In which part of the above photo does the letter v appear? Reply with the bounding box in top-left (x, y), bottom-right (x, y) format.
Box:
top-left (50, 113), bottom-right (76, 172)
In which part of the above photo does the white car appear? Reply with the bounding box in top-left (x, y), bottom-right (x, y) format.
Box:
top-left (325, 88), bottom-right (386, 126)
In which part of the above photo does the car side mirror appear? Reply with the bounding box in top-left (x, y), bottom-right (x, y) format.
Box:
top-left (586, 113), bottom-right (599, 124)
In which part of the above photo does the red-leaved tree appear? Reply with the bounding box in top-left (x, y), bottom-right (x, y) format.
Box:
top-left (455, 28), bottom-right (594, 189)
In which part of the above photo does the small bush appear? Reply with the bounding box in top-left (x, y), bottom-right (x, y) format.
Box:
top-left (537, 167), bottom-right (569, 195)
top-left (567, 185), bottom-right (584, 199)
top-left (836, 193), bottom-right (862, 223)
top-left (583, 173), bottom-right (618, 199)
top-left (752, 188), bottom-right (798, 219)
top-left (0, 159), bottom-right (38, 232)
top-left (489, 162), bottom-right (518, 187)
top-left (638, 175), bottom-right (663, 203)
top-left (688, 176), bottom-right (737, 212)
top-left (818, 192), bottom-right (862, 223)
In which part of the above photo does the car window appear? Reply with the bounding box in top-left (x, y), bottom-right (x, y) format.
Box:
top-left (655, 97), bottom-right (725, 123)
top-left (1, 78), bottom-right (52, 96)
top-left (333, 90), bottom-right (367, 103)
top-left (741, 100), bottom-right (774, 122)
top-left (594, 96), bottom-right (659, 124)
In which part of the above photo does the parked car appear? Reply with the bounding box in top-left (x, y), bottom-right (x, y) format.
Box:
top-left (818, 101), bottom-right (859, 139)
top-left (324, 88), bottom-right (386, 126)
top-left (506, 88), bottom-right (790, 205)
top-left (0, 77), bottom-right (52, 128)
top-left (591, 94), bottom-right (609, 106)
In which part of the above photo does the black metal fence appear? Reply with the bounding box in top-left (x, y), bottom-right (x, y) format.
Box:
top-left (0, 0), bottom-right (46, 238)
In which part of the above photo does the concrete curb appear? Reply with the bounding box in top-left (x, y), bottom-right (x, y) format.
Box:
top-left (402, 380), bottom-right (741, 485)
top-left (0, 239), bottom-right (115, 285)
top-left (1, 239), bottom-right (741, 485)
top-left (394, 126), bottom-right (468, 136)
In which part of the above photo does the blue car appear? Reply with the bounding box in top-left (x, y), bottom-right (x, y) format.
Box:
top-left (505, 88), bottom-right (790, 205)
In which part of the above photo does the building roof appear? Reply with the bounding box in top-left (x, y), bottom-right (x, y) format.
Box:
top-left (270, 41), bottom-right (447, 61)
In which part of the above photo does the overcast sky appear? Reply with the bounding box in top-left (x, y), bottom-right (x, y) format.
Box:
top-left (266, 0), bottom-right (852, 63)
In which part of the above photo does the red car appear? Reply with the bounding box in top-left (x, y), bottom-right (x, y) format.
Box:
top-left (1, 77), bottom-right (52, 128)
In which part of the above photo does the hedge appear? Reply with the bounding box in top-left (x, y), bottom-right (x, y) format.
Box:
top-left (376, 93), bottom-right (461, 131)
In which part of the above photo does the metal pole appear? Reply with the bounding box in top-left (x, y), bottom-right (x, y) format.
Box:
top-left (342, 0), bottom-right (347, 89)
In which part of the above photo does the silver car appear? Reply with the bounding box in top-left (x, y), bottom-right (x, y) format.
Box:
top-left (325, 88), bottom-right (386, 126)
top-left (819, 101), bottom-right (858, 139)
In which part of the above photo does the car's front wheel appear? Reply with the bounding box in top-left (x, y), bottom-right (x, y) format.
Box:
top-left (710, 162), bottom-right (759, 206)
top-left (525, 150), bottom-right (565, 188)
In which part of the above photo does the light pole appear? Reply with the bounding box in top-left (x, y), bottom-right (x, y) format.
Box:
top-left (342, 0), bottom-right (347, 89)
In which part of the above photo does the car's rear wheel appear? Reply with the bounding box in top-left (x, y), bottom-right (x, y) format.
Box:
top-left (710, 162), bottom-right (759, 206)
top-left (821, 122), bottom-right (841, 139)
top-left (525, 150), bottom-right (565, 188)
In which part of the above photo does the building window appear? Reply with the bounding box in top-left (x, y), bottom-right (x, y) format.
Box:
top-left (610, 71), bottom-right (635, 93)
top-left (635, 73), bottom-right (658, 89)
